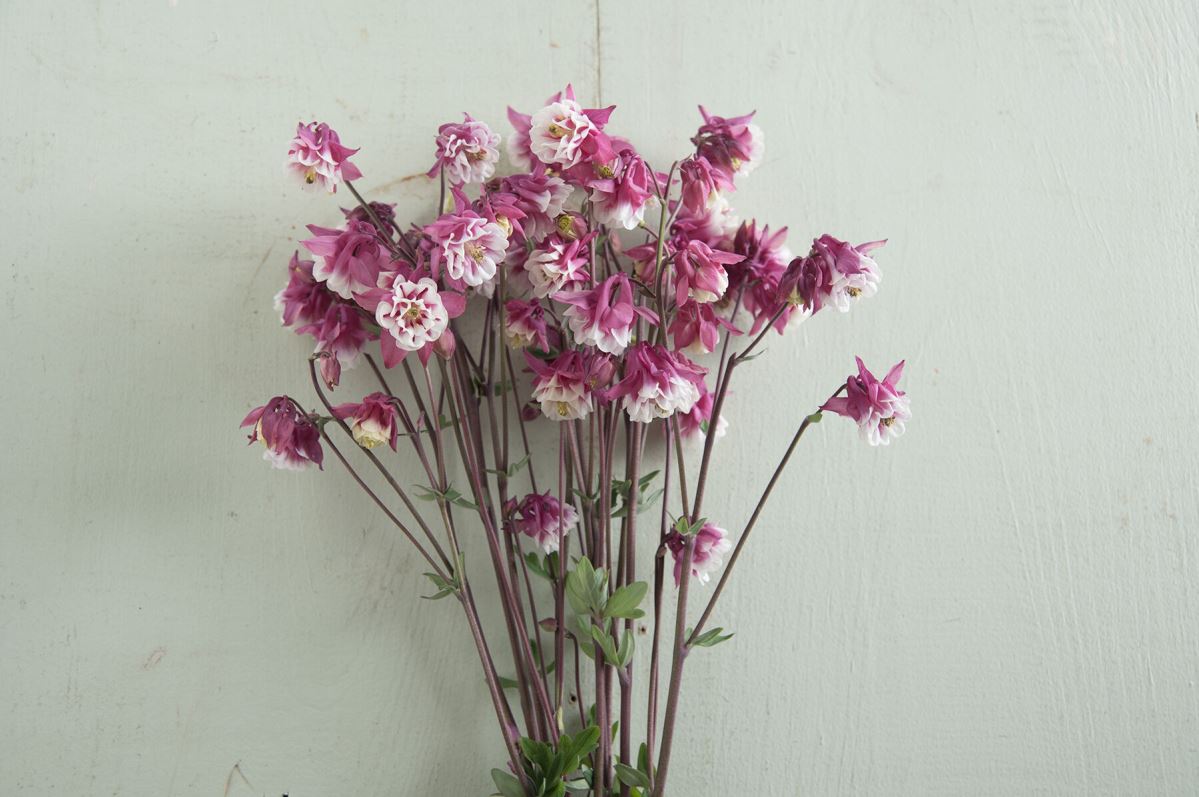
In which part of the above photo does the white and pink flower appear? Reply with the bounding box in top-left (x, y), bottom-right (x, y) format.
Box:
top-left (692, 107), bottom-right (764, 190)
top-left (505, 299), bottom-right (550, 351)
top-left (666, 522), bottom-right (733, 585)
top-left (296, 302), bottom-right (374, 367)
top-left (526, 350), bottom-right (593, 421)
top-left (822, 357), bottom-right (910, 446)
top-left (557, 274), bottom-right (656, 355)
top-left (425, 194), bottom-right (510, 288)
top-left (287, 121), bottom-right (362, 193)
top-left (524, 234), bottom-right (592, 298)
top-left (605, 343), bottom-right (707, 423)
top-left (500, 172), bottom-right (573, 240)
top-left (528, 85), bottom-right (614, 170)
top-left (511, 492), bottom-right (578, 554)
top-left (674, 239), bottom-right (742, 305)
top-left (275, 251), bottom-right (335, 329)
top-left (365, 276), bottom-right (453, 368)
top-left (241, 396), bottom-right (324, 471)
top-left (800, 235), bottom-right (885, 314)
top-left (332, 392), bottom-right (400, 450)
top-left (588, 149), bottom-right (659, 230)
top-left (302, 220), bottom-right (389, 300)
top-left (427, 114), bottom-right (501, 185)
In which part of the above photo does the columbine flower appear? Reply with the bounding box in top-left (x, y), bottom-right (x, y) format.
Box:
top-left (678, 383), bottom-right (728, 442)
top-left (505, 299), bottom-right (550, 350)
top-left (524, 234), bottom-right (592, 298)
top-left (605, 343), bottom-right (706, 423)
top-left (512, 492), bottom-right (578, 553)
top-left (674, 240), bottom-right (743, 305)
top-left (275, 251), bottom-right (336, 328)
top-left (527, 351), bottom-right (593, 420)
top-left (528, 85), bottom-right (614, 169)
top-left (500, 173), bottom-right (573, 240)
top-left (589, 149), bottom-right (658, 230)
top-left (691, 107), bottom-right (763, 190)
top-left (800, 235), bottom-right (885, 314)
top-left (822, 357), bottom-right (910, 446)
top-left (672, 192), bottom-right (740, 247)
top-left (669, 300), bottom-right (738, 355)
top-left (557, 274), bottom-right (657, 355)
top-left (666, 522), bottom-right (732, 585)
top-left (296, 302), bottom-right (373, 366)
top-left (427, 114), bottom-right (501, 185)
top-left (506, 106), bottom-right (535, 171)
top-left (678, 156), bottom-right (720, 215)
top-left (343, 200), bottom-right (397, 228)
top-left (332, 392), bottom-right (399, 450)
top-left (302, 220), bottom-right (389, 300)
top-left (287, 121), bottom-right (362, 193)
top-left (366, 276), bottom-right (451, 368)
top-left (241, 396), bottom-right (324, 470)
top-left (425, 191), bottom-right (509, 288)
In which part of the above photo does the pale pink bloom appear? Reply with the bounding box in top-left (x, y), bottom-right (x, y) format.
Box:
top-left (528, 85), bottom-right (614, 169)
top-left (366, 277), bottom-right (451, 368)
top-left (505, 106), bottom-right (535, 171)
top-left (427, 114), bottom-right (501, 185)
top-left (424, 192), bottom-right (510, 288)
top-left (296, 302), bottom-right (374, 366)
top-left (605, 343), bottom-right (706, 423)
top-left (822, 357), bottom-right (910, 446)
top-left (504, 299), bottom-right (550, 351)
top-left (512, 491), bottom-right (579, 554)
top-left (241, 396), bottom-right (324, 471)
top-left (674, 240), bottom-right (743, 304)
top-left (332, 392), bottom-right (399, 450)
top-left (302, 220), bottom-right (389, 300)
top-left (669, 300), bottom-right (738, 355)
top-left (666, 522), bottom-right (733, 585)
top-left (692, 107), bottom-right (764, 190)
top-left (275, 251), bottom-right (335, 328)
top-left (801, 235), bottom-right (885, 313)
top-left (317, 350), bottom-right (341, 389)
top-left (526, 350), bottom-right (593, 421)
top-left (678, 383), bottom-right (728, 442)
top-left (589, 149), bottom-right (659, 230)
top-left (558, 274), bottom-right (657, 355)
top-left (524, 234), bottom-right (592, 298)
top-left (500, 173), bottom-right (573, 240)
top-left (287, 121), bottom-right (362, 193)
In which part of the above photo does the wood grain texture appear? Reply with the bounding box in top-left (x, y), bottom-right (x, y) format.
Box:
top-left (2, 0), bottom-right (1197, 794)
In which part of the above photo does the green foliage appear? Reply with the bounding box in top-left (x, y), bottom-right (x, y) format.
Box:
top-left (604, 582), bottom-right (648, 620)
top-left (610, 470), bottom-right (664, 518)
top-left (492, 727), bottom-right (602, 796)
top-left (420, 553), bottom-right (466, 601)
top-left (414, 483), bottom-right (478, 510)
top-left (690, 626), bottom-right (735, 648)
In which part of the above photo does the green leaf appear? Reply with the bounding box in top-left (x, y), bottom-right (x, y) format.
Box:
top-left (616, 628), bottom-right (635, 667)
top-left (690, 626), bottom-right (735, 648)
top-left (604, 581), bottom-right (648, 619)
top-left (491, 768), bottom-right (526, 797)
top-left (590, 624), bottom-right (619, 663)
top-left (525, 552), bottom-right (551, 581)
top-left (420, 571), bottom-right (458, 600)
top-left (615, 763), bottom-right (651, 789)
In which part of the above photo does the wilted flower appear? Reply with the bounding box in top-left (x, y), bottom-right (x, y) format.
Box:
top-left (524, 233), bottom-right (593, 298)
top-left (822, 357), bottom-right (910, 446)
top-left (343, 200), bottom-right (397, 229)
top-left (241, 396), bottom-right (324, 470)
top-left (511, 491), bottom-right (579, 554)
top-left (332, 392), bottom-right (400, 450)
top-left (427, 114), bottom-right (501, 185)
top-left (678, 156), bottom-right (720, 215)
top-left (275, 251), bottom-right (335, 328)
top-left (526, 350), bottom-right (594, 421)
top-left (287, 122), bottom-right (362, 193)
top-left (425, 191), bottom-right (510, 288)
top-left (505, 299), bottom-right (550, 351)
top-left (302, 220), bottom-right (389, 300)
top-left (605, 343), bottom-right (707, 423)
top-left (666, 522), bottom-right (732, 585)
top-left (692, 107), bottom-right (763, 190)
top-left (800, 235), bottom-right (885, 314)
top-left (557, 274), bottom-right (657, 355)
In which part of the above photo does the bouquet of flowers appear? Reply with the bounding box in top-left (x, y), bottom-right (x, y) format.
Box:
top-left (242, 85), bottom-right (910, 796)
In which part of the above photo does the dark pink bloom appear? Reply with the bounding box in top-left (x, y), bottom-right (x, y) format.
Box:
top-left (588, 148), bottom-right (659, 230)
top-left (343, 200), bottom-right (397, 228)
top-left (317, 350), bottom-right (341, 389)
top-left (674, 240), bottom-right (743, 305)
top-left (424, 190), bottom-right (509, 288)
top-left (526, 350), bottom-right (593, 420)
top-left (800, 235), bottom-right (885, 314)
top-left (728, 222), bottom-right (804, 333)
top-left (511, 491), bottom-right (579, 554)
top-left (332, 392), bottom-right (399, 450)
top-left (302, 220), bottom-right (389, 300)
top-left (671, 192), bottom-right (740, 247)
top-left (605, 343), bottom-right (707, 423)
top-left (241, 396), bottom-right (324, 471)
top-left (287, 121), bottom-right (362, 193)
top-left (275, 251), bottom-right (336, 328)
top-left (822, 357), bottom-right (910, 446)
top-left (665, 522), bottom-right (732, 585)
top-left (505, 299), bottom-right (550, 351)
top-left (691, 107), bottom-right (763, 190)
top-left (678, 156), bottom-right (720, 215)
top-left (427, 113), bottom-right (501, 185)
top-left (678, 383), bottom-right (728, 442)
top-left (557, 274), bottom-right (657, 355)
top-left (669, 300), bottom-right (738, 355)
top-left (296, 302), bottom-right (374, 366)
top-left (500, 172), bottom-right (573, 240)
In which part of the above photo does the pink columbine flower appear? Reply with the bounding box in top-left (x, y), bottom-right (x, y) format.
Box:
top-left (524, 233), bottom-right (593, 298)
top-left (505, 299), bottom-right (550, 351)
top-left (302, 220), bottom-right (389, 300)
top-left (669, 300), bottom-right (738, 355)
top-left (363, 275), bottom-right (454, 368)
top-left (672, 192), bottom-right (740, 248)
top-left (691, 107), bottom-right (764, 190)
top-left (332, 392), bottom-right (399, 450)
top-left (674, 239), bottom-right (743, 305)
top-left (665, 522), bottom-right (733, 585)
top-left (822, 357), bottom-right (911, 446)
top-left (287, 121), bottom-right (362, 193)
top-left (526, 350), bottom-right (593, 421)
top-left (424, 191), bottom-right (510, 288)
top-left (678, 156), bottom-right (720, 215)
top-left (241, 396), bottom-right (324, 471)
top-left (557, 274), bottom-right (657, 355)
top-left (512, 491), bottom-right (579, 554)
top-left (678, 383), bottom-right (728, 442)
top-left (505, 106), bottom-right (536, 171)
top-left (500, 173), bottom-right (573, 240)
top-left (528, 85), bottom-right (615, 170)
top-left (275, 251), bottom-right (336, 328)
top-left (296, 302), bottom-right (374, 366)
top-left (801, 235), bottom-right (885, 314)
top-left (589, 149), bottom-right (658, 230)
top-left (427, 114), bottom-right (501, 185)
top-left (606, 343), bottom-right (707, 423)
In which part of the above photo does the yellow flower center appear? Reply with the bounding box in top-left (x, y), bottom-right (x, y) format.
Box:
top-left (847, 287), bottom-right (861, 298)
top-left (557, 402), bottom-right (571, 417)
top-left (547, 122), bottom-right (567, 138)
top-left (304, 167), bottom-right (317, 184)
top-left (466, 243), bottom-right (485, 262)
top-left (881, 417), bottom-right (895, 427)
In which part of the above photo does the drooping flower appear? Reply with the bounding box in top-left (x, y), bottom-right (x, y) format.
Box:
top-left (528, 85), bottom-right (615, 170)
top-left (672, 192), bottom-right (740, 247)
top-left (332, 392), bottom-right (400, 450)
top-left (287, 121), bottom-right (362, 193)
top-left (427, 114), bottom-right (501, 185)
top-left (677, 382), bottom-right (728, 442)
top-left (526, 350), bottom-right (593, 421)
top-left (504, 299), bottom-right (550, 351)
top-left (678, 156), bottom-right (720, 215)
top-left (343, 200), bottom-right (397, 229)
top-left (665, 522), bottom-right (733, 585)
top-left (361, 275), bottom-right (454, 368)
top-left (800, 235), bottom-right (885, 314)
top-left (296, 302), bottom-right (374, 366)
top-left (505, 106), bottom-right (536, 171)
top-left (500, 172), bottom-right (573, 240)
top-left (674, 239), bottom-right (743, 305)
top-left (317, 350), bottom-right (341, 389)
top-left (691, 107), bottom-right (763, 190)
top-left (557, 274), bottom-right (657, 355)
top-left (727, 222), bottom-right (803, 334)
top-left (241, 396), bottom-right (324, 471)
top-left (669, 300), bottom-right (738, 355)
top-left (822, 357), bottom-right (910, 446)
top-left (302, 220), bottom-right (390, 300)
top-left (511, 491), bottom-right (579, 554)
top-left (605, 343), bottom-right (707, 423)
top-left (588, 149), bottom-right (659, 230)
top-left (424, 191), bottom-right (510, 288)
top-left (275, 251), bottom-right (336, 328)
top-left (524, 233), bottom-right (593, 298)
